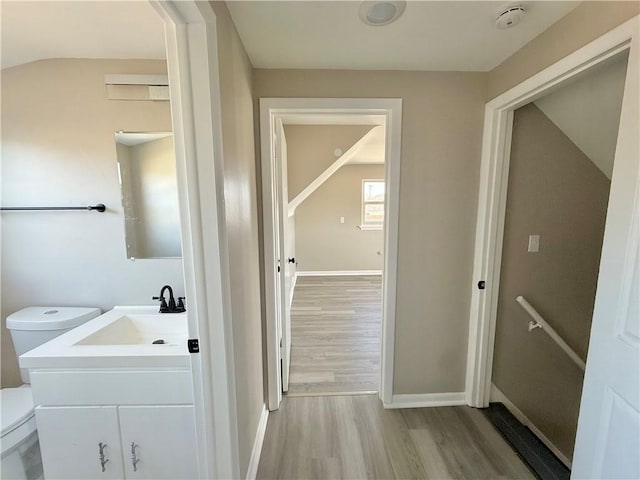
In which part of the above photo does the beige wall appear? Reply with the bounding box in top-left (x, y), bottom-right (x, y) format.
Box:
top-left (210, 2), bottom-right (264, 477)
top-left (493, 104), bottom-right (610, 459)
top-left (488, 1), bottom-right (640, 99)
top-left (295, 164), bottom-right (384, 272)
top-left (254, 69), bottom-right (487, 394)
top-left (1, 59), bottom-right (183, 387)
top-left (284, 124), bottom-right (384, 272)
top-left (284, 124), bottom-right (373, 200)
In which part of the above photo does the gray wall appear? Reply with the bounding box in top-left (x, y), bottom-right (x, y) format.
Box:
top-left (295, 164), bottom-right (384, 272)
top-left (254, 69), bottom-right (487, 394)
top-left (1, 58), bottom-right (183, 388)
top-left (211, 2), bottom-right (264, 477)
top-left (493, 104), bottom-right (610, 459)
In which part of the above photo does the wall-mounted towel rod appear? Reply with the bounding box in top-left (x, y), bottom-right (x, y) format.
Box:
top-left (0, 204), bottom-right (106, 212)
top-left (516, 295), bottom-right (586, 371)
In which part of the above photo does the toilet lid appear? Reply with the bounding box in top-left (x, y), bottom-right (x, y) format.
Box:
top-left (1, 387), bottom-right (35, 436)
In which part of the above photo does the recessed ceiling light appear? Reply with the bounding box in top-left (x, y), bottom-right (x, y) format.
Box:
top-left (359, 1), bottom-right (406, 27)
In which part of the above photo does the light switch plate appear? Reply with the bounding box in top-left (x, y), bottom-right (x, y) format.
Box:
top-left (340, 216), bottom-right (345, 224)
top-left (528, 235), bottom-right (540, 253)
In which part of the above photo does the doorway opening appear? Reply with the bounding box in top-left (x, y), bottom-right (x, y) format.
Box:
top-left (260, 98), bottom-right (402, 410)
top-left (284, 121), bottom-right (386, 396)
top-left (467, 16), bottom-right (638, 478)
top-left (489, 50), bottom-right (629, 474)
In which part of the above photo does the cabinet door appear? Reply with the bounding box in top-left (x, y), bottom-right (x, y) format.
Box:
top-left (35, 406), bottom-right (124, 479)
top-left (118, 405), bottom-right (198, 479)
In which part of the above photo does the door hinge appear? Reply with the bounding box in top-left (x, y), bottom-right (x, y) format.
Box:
top-left (187, 338), bottom-right (200, 353)
top-left (478, 280), bottom-right (486, 290)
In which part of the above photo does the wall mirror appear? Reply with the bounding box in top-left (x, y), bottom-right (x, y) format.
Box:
top-left (115, 132), bottom-right (182, 259)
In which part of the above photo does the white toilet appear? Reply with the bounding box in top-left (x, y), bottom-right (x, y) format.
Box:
top-left (1, 307), bottom-right (101, 480)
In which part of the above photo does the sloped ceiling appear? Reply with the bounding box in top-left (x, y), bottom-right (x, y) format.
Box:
top-left (1, 1), bottom-right (166, 69)
top-left (534, 52), bottom-right (629, 180)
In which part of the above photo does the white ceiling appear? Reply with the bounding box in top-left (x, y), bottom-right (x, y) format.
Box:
top-left (1, 1), bottom-right (166, 70)
top-left (227, 1), bottom-right (580, 71)
top-left (1, 1), bottom-right (580, 72)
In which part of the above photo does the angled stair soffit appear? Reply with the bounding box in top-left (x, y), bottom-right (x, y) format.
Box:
top-left (533, 52), bottom-right (628, 180)
top-left (288, 126), bottom-right (384, 217)
top-left (285, 124), bottom-right (375, 199)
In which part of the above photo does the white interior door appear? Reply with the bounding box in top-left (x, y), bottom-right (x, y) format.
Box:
top-left (274, 119), bottom-right (291, 392)
top-left (277, 121), bottom-right (292, 392)
top-left (572, 34), bottom-right (639, 479)
top-left (270, 122), bottom-right (284, 395)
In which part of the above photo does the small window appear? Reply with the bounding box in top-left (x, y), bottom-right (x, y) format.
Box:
top-left (361, 180), bottom-right (384, 230)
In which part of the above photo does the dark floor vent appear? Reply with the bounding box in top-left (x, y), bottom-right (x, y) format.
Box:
top-left (486, 403), bottom-right (570, 480)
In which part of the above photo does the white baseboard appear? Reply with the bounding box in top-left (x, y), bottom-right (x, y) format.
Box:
top-left (384, 392), bottom-right (466, 409)
top-left (296, 270), bottom-right (383, 276)
top-left (490, 384), bottom-right (571, 468)
top-left (245, 404), bottom-right (269, 480)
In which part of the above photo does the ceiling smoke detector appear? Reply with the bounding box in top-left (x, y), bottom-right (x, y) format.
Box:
top-left (496, 5), bottom-right (525, 30)
top-left (359, 1), bottom-right (406, 27)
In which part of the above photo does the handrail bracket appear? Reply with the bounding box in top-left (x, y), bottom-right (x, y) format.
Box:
top-left (528, 320), bottom-right (542, 332)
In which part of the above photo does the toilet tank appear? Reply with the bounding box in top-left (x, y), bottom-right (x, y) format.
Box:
top-left (7, 307), bottom-right (101, 383)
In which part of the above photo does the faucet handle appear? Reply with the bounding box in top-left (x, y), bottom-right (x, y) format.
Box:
top-left (176, 297), bottom-right (186, 312)
top-left (152, 296), bottom-right (169, 313)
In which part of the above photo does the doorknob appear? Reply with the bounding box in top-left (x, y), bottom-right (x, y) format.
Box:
top-left (288, 258), bottom-right (296, 264)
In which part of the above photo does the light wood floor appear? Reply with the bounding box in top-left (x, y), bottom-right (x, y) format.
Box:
top-left (288, 276), bottom-right (382, 395)
top-left (257, 395), bottom-right (535, 479)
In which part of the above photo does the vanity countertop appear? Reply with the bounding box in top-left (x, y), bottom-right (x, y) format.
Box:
top-left (19, 306), bottom-right (190, 369)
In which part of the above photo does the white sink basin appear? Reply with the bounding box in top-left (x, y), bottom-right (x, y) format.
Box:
top-left (19, 306), bottom-right (190, 369)
top-left (75, 314), bottom-right (185, 346)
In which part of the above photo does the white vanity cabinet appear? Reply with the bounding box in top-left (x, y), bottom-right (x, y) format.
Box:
top-left (119, 405), bottom-right (198, 479)
top-left (19, 307), bottom-right (198, 480)
top-left (36, 405), bottom-right (197, 480)
top-left (27, 366), bottom-right (197, 480)
top-left (35, 406), bottom-right (124, 479)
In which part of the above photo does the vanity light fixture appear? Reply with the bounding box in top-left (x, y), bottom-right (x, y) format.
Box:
top-left (359, 1), bottom-right (406, 27)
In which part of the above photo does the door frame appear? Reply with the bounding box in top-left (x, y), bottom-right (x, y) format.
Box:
top-left (465, 16), bottom-right (639, 408)
top-left (260, 98), bottom-right (402, 410)
top-left (152, 2), bottom-right (239, 478)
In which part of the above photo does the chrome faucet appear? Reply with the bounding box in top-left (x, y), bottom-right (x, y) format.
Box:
top-left (153, 285), bottom-right (186, 313)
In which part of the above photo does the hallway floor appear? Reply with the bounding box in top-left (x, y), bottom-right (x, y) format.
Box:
top-left (288, 275), bottom-right (382, 395)
top-left (257, 394), bottom-right (535, 479)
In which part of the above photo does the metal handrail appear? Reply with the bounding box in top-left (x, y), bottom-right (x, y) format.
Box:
top-left (516, 295), bottom-right (586, 371)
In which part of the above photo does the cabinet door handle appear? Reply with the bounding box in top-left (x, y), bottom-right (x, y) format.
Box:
top-left (131, 442), bottom-right (140, 472)
top-left (98, 442), bottom-right (109, 472)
